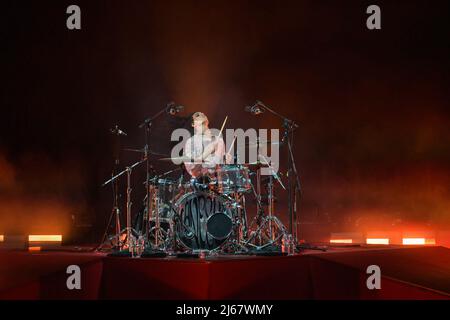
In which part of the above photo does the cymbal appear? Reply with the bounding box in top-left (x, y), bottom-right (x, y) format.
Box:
top-left (244, 161), bottom-right (270, 169)
top-left (123, 148), bottom-right (169, 157)
top-left (124, 148), bottom-right (145, 153)
top-left (158, 156), bottom-right (193, 162)
top-left (245, 140), bottom-right (283, 147)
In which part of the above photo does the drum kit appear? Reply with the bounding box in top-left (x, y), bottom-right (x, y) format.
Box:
top-left (97, 102), bottom-right (301, 257)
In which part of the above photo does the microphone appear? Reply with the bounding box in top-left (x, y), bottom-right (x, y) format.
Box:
top-left (244, 102), bottom-right (264, 115)
top-left (110, 125), bottom-right (127, 136)
top-left (166, 102), bottom-right (184, 115)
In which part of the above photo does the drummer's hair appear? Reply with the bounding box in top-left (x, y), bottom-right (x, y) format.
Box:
top-left (191, 112), bottom-right (209, 126)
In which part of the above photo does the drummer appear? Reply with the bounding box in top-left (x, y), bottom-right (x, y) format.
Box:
top-left (183, 112), bottom-right (232, 179)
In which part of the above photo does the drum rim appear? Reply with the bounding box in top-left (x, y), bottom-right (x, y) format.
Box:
top-left (174, 190), bottom-right (229, 208)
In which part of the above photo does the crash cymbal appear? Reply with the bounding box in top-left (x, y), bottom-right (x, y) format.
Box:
top-left (245, 139), bottom-right (284, 147)
top-left (158, 156), bottom-right (193, 162)
top-left (123, 148), bottom-right (169, 157)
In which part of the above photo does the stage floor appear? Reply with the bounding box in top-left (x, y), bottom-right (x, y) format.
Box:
top-left (0, 245), bottom-right (449, 300)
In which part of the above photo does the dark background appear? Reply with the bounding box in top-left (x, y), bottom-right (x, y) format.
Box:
top-left (1, 0), bottom-right (449, 243)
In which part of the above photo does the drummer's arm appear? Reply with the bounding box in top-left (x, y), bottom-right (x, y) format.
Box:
top-left (210, 138), bottom-right (226, 165)
top-left (199, 140), bottom-right (217, 163)
top-left (183, 138), bottom-right (197, 173)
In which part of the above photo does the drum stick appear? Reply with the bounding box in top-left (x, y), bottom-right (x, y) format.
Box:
top-left (218, 116), bottom-right (228, 138)
top-left (226, 136), bottom-right (237, 155)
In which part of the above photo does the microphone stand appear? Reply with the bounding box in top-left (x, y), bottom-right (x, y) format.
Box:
top-left (96, 126), bottom-right (125, 251)
top-left (256, 101), bottom-right (325, 252)
top-left (138, 105), bottom-right (171, 250)
top-left (253, 101), bottom-right (302, 246)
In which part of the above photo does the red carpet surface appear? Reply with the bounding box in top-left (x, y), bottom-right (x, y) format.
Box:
top-left (0, 246), bottom-right (448, 300)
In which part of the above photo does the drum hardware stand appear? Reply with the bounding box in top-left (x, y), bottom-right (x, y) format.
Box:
top-left (246, 169), bottom-right (266, 245)
top-left (100, 158), bottom-right (146, 251)
top-left (139, 103), bottom-right (177, 250)
top-left (219, 192), bottom-right (249, 253)
top-left (235, 192), bottom-right (248, 242)
top-left (259, 154), bottom-right (286, 241)
top-left (97, 126), bottom-right (126, 251)
top-left (248, 101), bottom-right (301, 247)
top-left (268, 175), bottom-right (274, 241)
top-left (144, 166), bottom-right (183, 252)
top-left (245, 172), bottom-right (290, 253)
top-left (246, 154), bottom-right (289, 248)
top-left (244, 215), bottom-right (288, 250)
top-left (283, 119), bottom-right (301, 245)
top-left (211, 213), bottom-right (250, 255)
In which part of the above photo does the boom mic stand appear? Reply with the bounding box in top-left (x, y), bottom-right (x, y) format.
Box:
top-left (254, 101), bottom-right (326, 252)
top-left (138, 103), bottom-right (175, 251)
top-left (97, 125), bottom-right (126, 251)
top-left (250, 101), bottom-right (302, 246)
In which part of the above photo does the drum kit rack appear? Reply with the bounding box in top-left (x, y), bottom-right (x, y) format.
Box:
top-left (97, 101), bottom-right (302, 257)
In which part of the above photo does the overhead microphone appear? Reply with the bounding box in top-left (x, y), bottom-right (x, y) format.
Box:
top-left (244, 102), bottom-right (265, 115)
top-left (166, 102), bottom-right (185, 115)
top-left (110, 125), bottom-right (127, 136)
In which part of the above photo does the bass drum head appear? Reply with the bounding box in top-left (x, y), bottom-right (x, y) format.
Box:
top-left (207, 212), bottom-right (233, 240)
top-left (174, 191), bottom-right (234, 251)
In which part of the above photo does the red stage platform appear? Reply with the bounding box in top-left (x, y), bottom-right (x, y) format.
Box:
top-left (0, 246), bottom-right (449, 300)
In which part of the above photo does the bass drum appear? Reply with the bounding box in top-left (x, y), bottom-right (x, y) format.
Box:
top-left (174, 191), bottom-right (235, 251)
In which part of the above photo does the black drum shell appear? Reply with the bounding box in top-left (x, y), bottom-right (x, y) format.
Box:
top-left (174, 191), bottom-right (234, 251)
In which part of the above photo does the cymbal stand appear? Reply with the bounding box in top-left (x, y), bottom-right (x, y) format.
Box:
top-left (125, 166), bottom-right (133, 250)
top-left (246, 168), bottom-right (266, 246)
top-left (244, 178), bottom-right (288, 249)
top-left (244, 156), bottom-right (290, 249)
top-left (101, 158), bottom-right (146, 251)
top-left (233, 191), bottom-right (248, 244)
top-left (146, 183), bottom-right (167, 250)
top-left (268, 175), bottom-right (274, 241)
top-left (144, 167), bottom-right (182, 251)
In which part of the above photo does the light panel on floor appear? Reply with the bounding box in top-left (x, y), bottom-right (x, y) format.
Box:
top-left (366, 238), bottom-right (389, 245)
top-left (28, 235), bottom-right (62, 242)
top-left (330, 239), bottom-right (353, 244)
top-left (403, 238), bottom-right (426, 245)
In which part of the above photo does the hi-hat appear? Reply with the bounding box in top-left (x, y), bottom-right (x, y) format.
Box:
top-left (244, 161), bottom-right (270, 169)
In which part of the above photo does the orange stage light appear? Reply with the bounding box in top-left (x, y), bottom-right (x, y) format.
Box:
top-left (330, 239), bottom-right (353, 244)
top-left (28, 246), bottom-right (41, 252)
top-left (28, 235), bottom-right (62, 242)
top-left (366, 238), bottom-right (389, 245)
top-left (0, 235), bottom-right (4, 242)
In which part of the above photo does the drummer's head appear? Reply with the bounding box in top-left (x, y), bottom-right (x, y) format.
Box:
top-left (191, 112), bottom-right (209, 132)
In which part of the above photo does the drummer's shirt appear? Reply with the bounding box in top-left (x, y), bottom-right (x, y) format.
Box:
top-left (183, 133), bottom-right (225, 178)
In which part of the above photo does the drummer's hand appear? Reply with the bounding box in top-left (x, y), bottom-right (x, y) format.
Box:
top-left (225, 153), bottom-right (233, 164)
